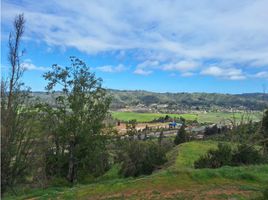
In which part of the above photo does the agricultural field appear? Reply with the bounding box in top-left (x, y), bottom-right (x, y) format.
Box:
top-left (112, 111), bottom-right (263, 123)
top-left (5, 141), bottom-right (268, 200)
top-left (112, 111), bottom-right (196, 122)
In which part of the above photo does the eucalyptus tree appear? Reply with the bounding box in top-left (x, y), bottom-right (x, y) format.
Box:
top-left (43, 57), bottom-right (111, 183)
top-left (261, 109), bottom-right (268, 154)
top-left (1, 14), bottom-right (36, 194)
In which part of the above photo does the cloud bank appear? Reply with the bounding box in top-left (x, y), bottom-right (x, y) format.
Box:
top-left (2, 0), bottom-right (268, 79)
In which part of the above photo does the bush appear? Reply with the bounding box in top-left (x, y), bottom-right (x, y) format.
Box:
top-left (174, 125), bottom-right (188, 145)
top-left (119, 141), bottom-right (167, 177)
top-left (194, 143), bottom-right (265, 169)
top-left (194, 143), bottom-right (232, 169)
top-left (263, 187), bottom-right (268, 200)
top-left (232, 144), bottom-right (262, 165)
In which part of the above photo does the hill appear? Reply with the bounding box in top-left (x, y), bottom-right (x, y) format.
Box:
top-left (32, 90), bottom-right (268, 111)
top-left (109, 89), bottom-right (268, 111)
top-left (5, 141), bottom-right (268, 199)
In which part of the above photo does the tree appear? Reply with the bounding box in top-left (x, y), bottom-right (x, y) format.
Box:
top-left (174, 125), bottom-right (188, 145)
top-left (126, 119), bottom-right (137, 139)
top-left (261, 109), bottom-right (268, 154)
top-left (1, 14), bottom-right (36, 194)
top-left (119, 141), bottom-right (167, 177)
top-left (204, 125), bottom-right (219, 136)
top-left (158, 130), bottom-right (164, 144)
top-left (43, 57), bottom-right (111, 183)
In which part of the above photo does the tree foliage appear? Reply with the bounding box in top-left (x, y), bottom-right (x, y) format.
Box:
top-left (174, 125), bottom-right (188, 145)
top-left (119, 141), bottom-right (167, 177)
top-left (261, 109), bottom-right (268, 154)
top-left (42, 57), bottom-right (111, 183)
top-left (194, 143), bottom-right (265, 169)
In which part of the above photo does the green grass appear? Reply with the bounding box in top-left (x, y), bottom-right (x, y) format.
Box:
top-left (112, 111), bottom-right (262, 123)
top-left (111, 111), bottom-right (197, 122)
top-left (174, 141), bottom-right (218, 169)
top-left (197, 112), bottom-right (262, 124)
top-left (4, 141), bottom-right (268, 200)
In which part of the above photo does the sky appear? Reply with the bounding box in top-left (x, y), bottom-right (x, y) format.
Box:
top-left (1, 0), bottom-right (268, 94)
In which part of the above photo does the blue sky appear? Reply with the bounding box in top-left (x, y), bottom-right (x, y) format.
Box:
top-left (1, 0), bottom-right (268, 93)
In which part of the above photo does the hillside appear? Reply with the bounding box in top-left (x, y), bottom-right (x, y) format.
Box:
top-left (5, 141), bottom-right (268, 200)
top-left (109, 90), bottom-right (268, 111)
top-left (32, 90), bottom-right (268, 111)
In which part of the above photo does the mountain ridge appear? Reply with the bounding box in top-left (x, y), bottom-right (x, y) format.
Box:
top-left (31, 89), bottom-right (268, 111)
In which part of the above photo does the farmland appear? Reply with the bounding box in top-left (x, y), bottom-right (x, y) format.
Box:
top-left (112, 111), bottom-right (262, 123)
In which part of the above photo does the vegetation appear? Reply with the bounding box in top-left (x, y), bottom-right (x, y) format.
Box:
top-left (174, 125), bottom-right (188, 145)
top-left (261, 110), bottom-right (268, 154)
top-left (118, 140), bottom-right (168, 177)
top-left (112, 111), bottom-right (262, 123)
top-left (112, 111), bottom-right (197, 122)
top-left (1, 14), bottom-right (37, 194)
top-left (3, 141), bottom-right (268, 199)
top-left (108, 89), bottom-right (268, 110)
top-left (41, 57), bottom-right (111, 183)
top-left (2, 13), bottom-right (268, 200)
top-left (194, 143), bottom-right (266, 169)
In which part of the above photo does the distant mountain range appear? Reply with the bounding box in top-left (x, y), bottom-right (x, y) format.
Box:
top-left (32, 89), bottom-right (268, 111)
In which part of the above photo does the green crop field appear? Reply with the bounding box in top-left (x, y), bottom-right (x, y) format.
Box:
top-left (5, 141), bottom-right (268, 200)
top-left (112, 111), bottom-right (262, 123)
top-left (111, 112), bottom-right (197, 122)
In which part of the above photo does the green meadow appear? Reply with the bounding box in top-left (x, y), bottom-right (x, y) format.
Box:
top-left (112, 111), bottom-right (262, 123)
top-left (5, 141), bottom-right (268, 200)
top-left (111, 112), bottom-right (197, 122)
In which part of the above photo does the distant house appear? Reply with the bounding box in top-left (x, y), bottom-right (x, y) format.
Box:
top-left (169, 122), bottom-right (177, 128)
top-left (191, 126), bottom-right (206, 134)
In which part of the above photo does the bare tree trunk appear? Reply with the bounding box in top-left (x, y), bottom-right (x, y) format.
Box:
top-left (67, 140), bottom-right (75, 183)
top-left (7, 14), bottom-right (25, 110)
top-left (1, 14), bottom-right (35, 196)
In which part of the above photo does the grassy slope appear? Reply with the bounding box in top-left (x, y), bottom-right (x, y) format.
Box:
top-left (5, 141), bottom-right (268, 200)
top-left (112, 111), bottom-right (262, 123)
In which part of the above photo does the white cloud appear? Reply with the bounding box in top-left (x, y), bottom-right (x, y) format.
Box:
top-left (137, 60), bottom-right (159, 69)
top-left (162, 60), bottom-right (198, 72)
top-left (253, 71), bottom-right (268, 79)
top-left (134, 59), bottom-right (198, 75)
top-left (134, 68), bottom-right (152, 75)
top-left (21, 60), bottom-right (49, 71)
top-left (201, 66), bottom-right (246, 80)
top-left (96, 64), bottom-right (127, 73)
top-left (133, 60), bottom-right (158, 75)
top-left (201, 66), bottom-right (223, 77)
top-left (2, 0), bottom-right (268, 77)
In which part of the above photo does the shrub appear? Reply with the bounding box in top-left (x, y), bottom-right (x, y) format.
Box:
top-left (194, 143), bottom-right (265, 169)
top-left (174, 125), bottom-right (188, 145)
top-left (232, 144), bottom-right (263, 165)
top-left (263, 187), bottom-right (268, 200)
top-left (194, 143), bottom-right (232, 169)
top-left (119, 141), bottom-right (167, 177)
